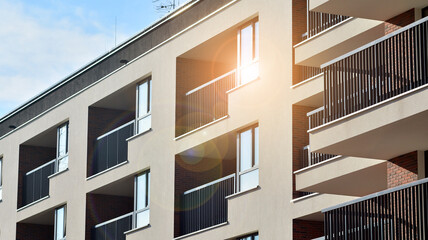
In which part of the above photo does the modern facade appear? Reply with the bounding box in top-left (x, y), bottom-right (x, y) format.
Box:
top-left (0, 0), bottom-right (427, 239)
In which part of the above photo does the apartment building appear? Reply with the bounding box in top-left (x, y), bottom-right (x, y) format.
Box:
top-left (0, 0), bottom-right (427, 239)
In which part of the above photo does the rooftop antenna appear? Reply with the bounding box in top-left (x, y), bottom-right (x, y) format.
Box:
top-left (152, 0), bottom-right (180, 13)
top-left (114, 16), bottom-right (117, 47)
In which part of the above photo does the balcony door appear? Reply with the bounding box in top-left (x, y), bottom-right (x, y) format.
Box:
top-left (136, 77), bottom-right (152, 134)
top-left (56, 123), bottom-right (69, 172)
top-left (134, 170), bottom-right (150, 228)
top-left (237, 125), bottom-right (259, 192)
top-left (54, 205), bottom-right (66, 240)
top-left (238, 18), bottom-right (259, 84)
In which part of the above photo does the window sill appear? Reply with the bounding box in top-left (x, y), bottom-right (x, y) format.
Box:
top-left (225, 185), bottom-right (260, 200)
top-left (48, 168), bottom-right (69, 179)
top-left (124, 224), bottom-right (151, 235)
top-left (173, 222), bottom-right (228, 240)
top-left (86, 161), bottom-right (129, 181)
top-left (126, 128), bottom-right (152, 142)
top-left (17, 195), bottom-right (50, 212)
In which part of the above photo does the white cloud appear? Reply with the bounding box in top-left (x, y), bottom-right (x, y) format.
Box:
top-left (0, 0), bottom-right (119, 116)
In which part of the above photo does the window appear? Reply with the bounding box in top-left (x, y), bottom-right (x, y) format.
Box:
top-left (239, 18), bottom-right (259, 84)
top-left (136, 77), bottom-right (152, 134)
top-left (0, 157), bottom-right (2, 201)
top-left (423, 6), bottom-right (428, 18)
top-left (237, 125), bottom-right (259, 192)
top-left (238, 233), bottom-right (259, 240)
top-left (56, 123), bottom-right (69, 172)
top-left (134, 171), bottom-right (150, 228)
top-left (54, 206), bottom-right (66, 240)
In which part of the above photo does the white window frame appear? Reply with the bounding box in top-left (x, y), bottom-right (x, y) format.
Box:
top-left (56, 122), bottom-right (69, 173)
top-left (136, 77), bottom-right (152, 134)
top-left (133, 170), bottom-right (150, 229)
top-left (237, 18), bottom-right (260, 85)
top-left (236, 125), bottom-right (259, 192)
top-left (0, 157), bottom-right (2, 201)
top-left (54, 205), bottom-right (66, 240)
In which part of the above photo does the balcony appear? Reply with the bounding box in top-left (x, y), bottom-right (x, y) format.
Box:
top-left (309, 0), bottom-right (427, 21)
top-left (180, 174), bottom-right (235, 236)
top-left (93, 213), bottom-right (132, 240)
top-left (308, 17), bottom-right (428, 159)
top-left (91, 120), bottom-right (135, 176)
top-left (323, 178), bottom-right (428, 239)
top-left (23, 159), bottom-right (55, 206)
top-left (18, 122), bottom-right (68, 209)
top-left (87, 84), bottom-right (136, 178)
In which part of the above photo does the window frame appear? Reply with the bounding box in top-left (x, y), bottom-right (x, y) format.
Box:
top-left (238, 233), bottom-right (259, 240)
top-left (236, 125), bottom-right (259, 192)
top-left (0, 157), bottom-right (2, 201)
top-left (56, 122), bottom-right (69, 173)
top-left (54, 205), bottom-right (67, 240)
top-left (237, 18), bottom-right (260, 85)
top-left (136, 77), bottom-right (152, 134)
top-left (133, 170), bottom-right (150, 229)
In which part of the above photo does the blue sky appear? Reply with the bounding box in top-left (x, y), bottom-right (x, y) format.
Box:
top-left (0, 0), bottom-right (184, 118)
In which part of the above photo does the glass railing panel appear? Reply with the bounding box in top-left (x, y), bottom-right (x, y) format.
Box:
top-left (181, 174), bottom-right (235, 236)
top-left (23, 159), bottom-right (55, 205)
top-left (92, 121), bottom-right (135, 176)
top-left (93, 213), bottom-right (132, 240)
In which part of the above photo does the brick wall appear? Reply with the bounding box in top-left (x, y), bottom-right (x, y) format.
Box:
top-left (384, 9), bottom-right (415, 34)
top-left (292, 105), bottom-right (316, 199)
top-left (85, 193), bottom-right (134, 240)
top-left (16, 223), bottom-right (54, 240)
top-left (387, 151), bottom-right (418, 188)
top-left (174, 154), bottom-right (236, 237)
top-left (18, 145), bottom-right (56, 208)
top-left (292, 0), bottom-right (308, 85)
top-left (293, 219), bottom-right (324, 240)
top-left (87, 107), bottom-right (134, 176)
top-left (175, 58), bottom-right (235, 136)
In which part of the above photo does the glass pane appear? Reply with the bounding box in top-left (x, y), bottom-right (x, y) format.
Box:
top-left (138, 81), bottom-right (149, 117)
top-left (0, 158), bottom-right (2, 186)
top-left (55, 207), bottom-right (66, 239)
top-left (254, 127), bottom-right (259, 166)
top-left (240, 169), bottom-right (259, 192)
top-left (241, 61), bottom-right (259, 84)
top-left (254, 235), bottom-right (259, 240)
top-left (58, 124), bottom-right (68, 157)
top-left (240, 24), bottom-right (253, 66)
top-left (254, 21), bottom-right (259, 59)
top-left (136, 209), bottom-right (150, 228)
top-left (239, 129), bottom-right (252, 172)
top-left (58, 156), bottom-right (68, 172)
top-left (137, 115), bottom-right (151, 134)
top-left (136, 173), bottom-right (147, 210)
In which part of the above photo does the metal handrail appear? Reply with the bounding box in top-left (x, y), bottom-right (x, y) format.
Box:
top-left (94, 212), bottom-right (133, 228)
top-left (96, 120), bottom-right (135, 140)
top-left (184, 173), bottom-right (235, 195)
top-left (323, 177), bottom-right (428, 213)
top-left (26, 159), bottom-right (56, 175)
top-left (186, 69), bottom-right (237, 96)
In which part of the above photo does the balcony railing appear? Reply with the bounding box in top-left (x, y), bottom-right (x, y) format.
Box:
top-left (92, 212), bottom-right (132, 240)
top-left (92, 120), bottom-right (135, 176)
top-left (321, 17), bottom-right (428, 125)
top-left (307, 106), bottom-right (325, 130)
top-left (180, 174), bottom-right (235, 236)
top-left (302, 145), bottom-right (337, 168)
top-left (323, 178), bottom-right (428, 239)
top-left (303, 9), bottom-right (349, 40)
top-left (23, 159), bottom-right (55, 206)
top-left (182, 70), bottom-right (237, 136)
top-left (295, 65), bottom-right (322, 84)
